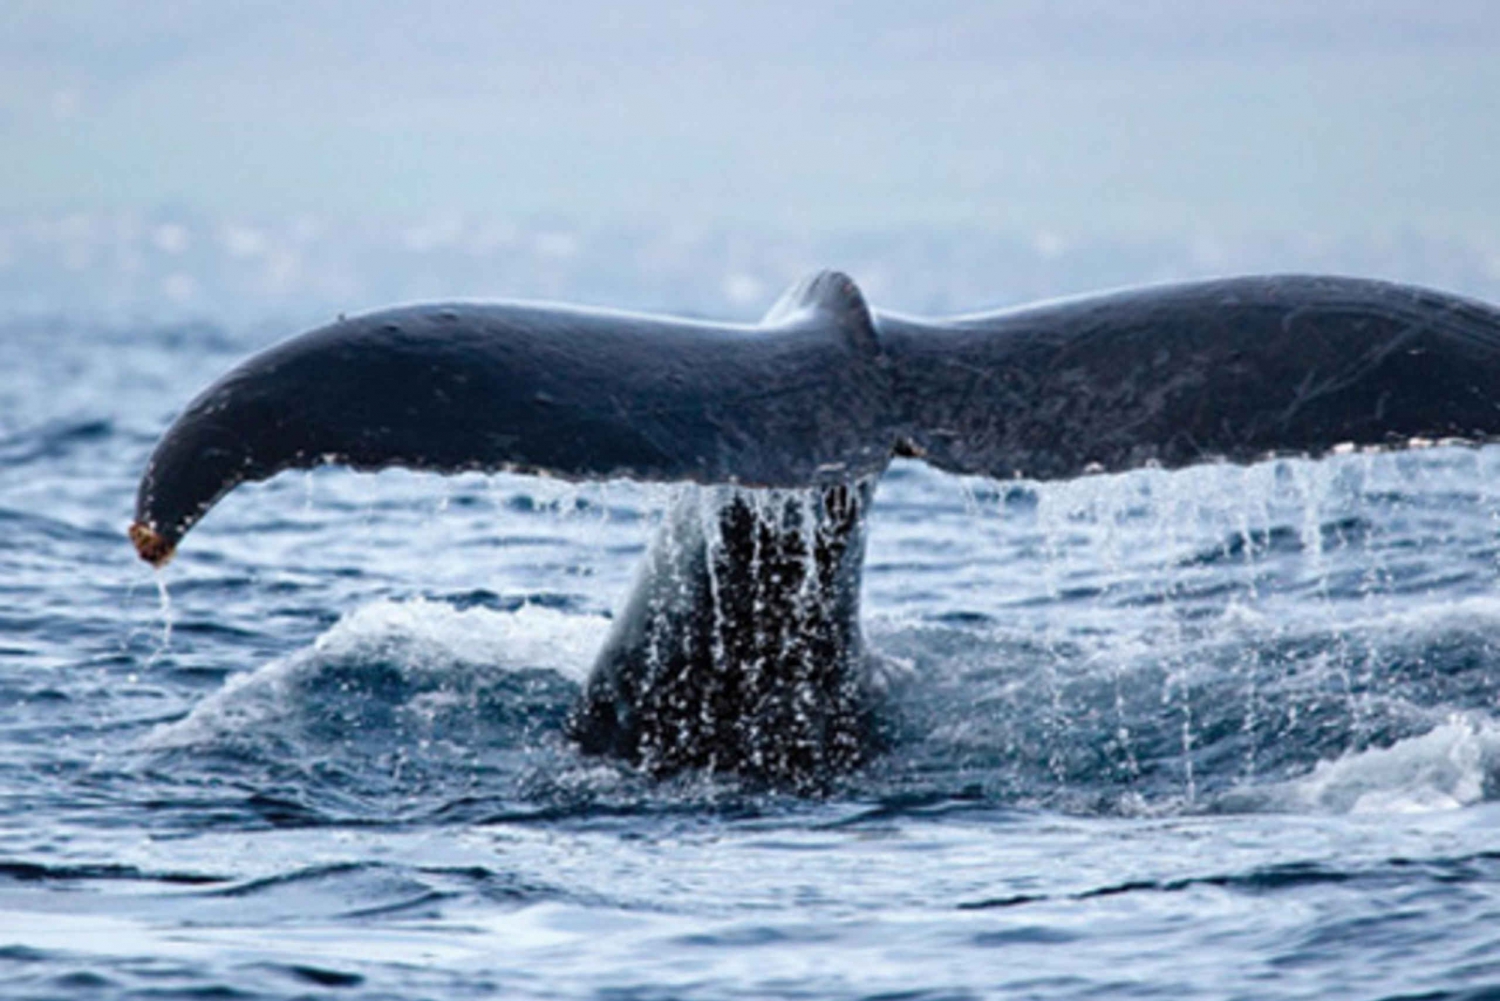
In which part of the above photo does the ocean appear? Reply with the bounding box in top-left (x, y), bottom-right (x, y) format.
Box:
top-left (5, 230), bottom-right (1500, 998)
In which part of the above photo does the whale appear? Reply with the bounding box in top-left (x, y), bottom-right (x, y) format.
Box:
top-left (131, 271), bottom-right (1500, 789)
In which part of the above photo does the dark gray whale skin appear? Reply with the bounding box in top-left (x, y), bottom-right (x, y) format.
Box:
top-left (128, 272), bottom-right (889, 563)
top-left (571, 479), bottom-right (884, 788)
top-left (884, 274), bottom-right (1500, 481)
top-left (130, 271), bottom-right (1500, 789)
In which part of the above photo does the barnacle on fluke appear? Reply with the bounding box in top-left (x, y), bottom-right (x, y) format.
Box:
top-left (128, 520), bottom-right (174, 568)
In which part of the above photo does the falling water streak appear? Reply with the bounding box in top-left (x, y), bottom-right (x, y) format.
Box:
top-left (1488, 449), bottom-right (1500, 580)
top-left (1296, 459), bottom-right (1364, 745)
top-left (1033, 484), bottom-right (1074, 790)
top-left (747, 490), bottom-right (768, 681)
top-left (1095, 480), bottom-right (1140, 783)
top-left (637, 489), bottom-right (681, 695)
top-left (697, 489), bottom-right (729, 671)
top-left (1154, 474), bottom-right (1196, 804)
top-left (792, 492), bottom-right (818, 605)
top-left (791, 491), bottom-right (823, 715)
top-left (1234, 467), bottom-right (1265, 782)
top-left (153, 574), bottom-right (174, 652)
top-left (1350, 454), bottom-right (1386, 739)
top-left (956, 477), bottom-right (982, 518)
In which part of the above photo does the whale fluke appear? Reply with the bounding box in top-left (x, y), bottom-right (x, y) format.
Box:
top-left (131, 272), bottom-right (890, 566)
top-left (130, 271), bottom-right (1500, 788)
top-left (882, 275), bottom-right (1500, 481)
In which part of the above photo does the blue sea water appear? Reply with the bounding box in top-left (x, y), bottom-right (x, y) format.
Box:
top-left (6, 296), bottom-right (1500, 999)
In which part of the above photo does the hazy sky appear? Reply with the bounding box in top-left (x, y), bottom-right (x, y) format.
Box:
top-left (4, 1), bottom-right (1498, 239)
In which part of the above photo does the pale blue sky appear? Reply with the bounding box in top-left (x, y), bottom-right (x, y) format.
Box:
top-left (4, 1), bottom-right (1498, 239)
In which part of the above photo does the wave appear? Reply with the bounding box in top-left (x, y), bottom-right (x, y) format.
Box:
top-left (127, 587), bottom-right (1500, 822)
top-left (1243, 714), bottom-right (1500, 815)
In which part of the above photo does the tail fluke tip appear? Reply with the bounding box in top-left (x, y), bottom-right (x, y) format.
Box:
top-left (129, 521), bottom-right (175, 568)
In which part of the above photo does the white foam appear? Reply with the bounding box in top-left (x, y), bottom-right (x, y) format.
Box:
top-left (1279, 714), bottom-right (1500, 815)
top-left (1304, 593), bottom-right (1500, 641)
top-left (139, 599), bottom-right (609, 751)
top-left (309, 598), bottom-right (605, 683)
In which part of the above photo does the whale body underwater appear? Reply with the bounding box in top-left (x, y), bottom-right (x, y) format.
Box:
top-left (131, 271), bottom-right (1500, 790)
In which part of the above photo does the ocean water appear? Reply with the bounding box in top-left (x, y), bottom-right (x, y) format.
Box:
top-left (6, 306), bottom-right (1500, 1000)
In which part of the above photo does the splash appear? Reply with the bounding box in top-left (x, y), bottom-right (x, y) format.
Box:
top-left (1275, 714), bottom-right (1500, 814)
top-left (139, 598), bottom-right (608, 755)
top-left (874, 449), bottom-right (1500, 814)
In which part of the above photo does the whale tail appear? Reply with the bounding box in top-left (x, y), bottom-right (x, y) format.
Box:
top-left (132, 271), bottom-right (1500, 565)
top-left (127, 270), bottom-right (1500, 788)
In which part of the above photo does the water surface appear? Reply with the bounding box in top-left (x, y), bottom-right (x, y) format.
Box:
top-left (4, 317), bottom-right (1500, 999)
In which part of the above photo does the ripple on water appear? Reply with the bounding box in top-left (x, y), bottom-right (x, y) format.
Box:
top-left (9, 342), bottom-right (1500, 998)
